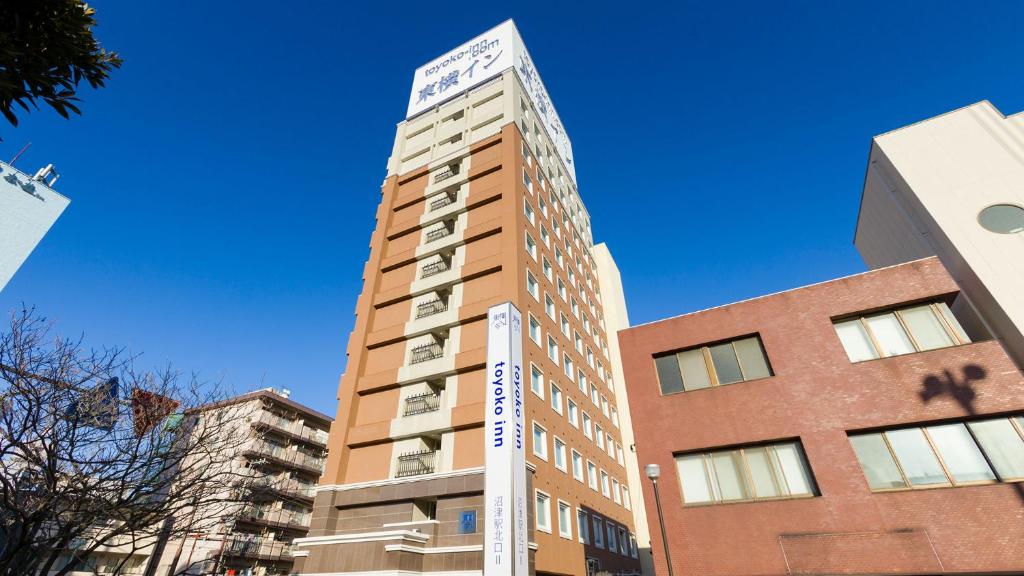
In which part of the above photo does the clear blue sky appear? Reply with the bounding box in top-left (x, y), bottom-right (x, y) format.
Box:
top-left (2, 1), bottom-right (1022, 416)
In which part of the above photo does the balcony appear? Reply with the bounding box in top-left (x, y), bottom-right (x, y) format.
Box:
top-left (245, 442), bottom-right (326, 474)
top-left (252, 410), bottom-right (329, 447)
top-left (224, 536), bottom-right (295, 561)
top-left (251, 475), bottom-right (316, 501)
top-left (429, 191), bottom-right (457, 212)
top-left (432, 165), bottom-right (457, 184)
top-left (416, 299), bottom-right (448, 319)
top-left (395, 450), bottom-right (436, 478)
top-left (403, 392), bottom-right (441, 416)
top-left (425, 223), bottom-right (454, 243)
top-left (409, 342), bottom-right (444, 365)
top-left (420, 258), bottom-right (451, 279)
top-left (240, 505), bottom-right (311, 529)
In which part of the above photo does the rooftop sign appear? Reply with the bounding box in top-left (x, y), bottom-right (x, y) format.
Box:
top-left (406, 20), bottom-right (577, 185)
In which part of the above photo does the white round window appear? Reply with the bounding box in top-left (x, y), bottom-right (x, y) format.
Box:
top-left (978, 204), bottom-right (1024, 234)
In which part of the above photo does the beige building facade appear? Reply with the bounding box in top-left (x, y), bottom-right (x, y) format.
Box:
top-left (294, 21), bottom-right (642, 576)
top-left (855, 101), bottom-right (1024, 369)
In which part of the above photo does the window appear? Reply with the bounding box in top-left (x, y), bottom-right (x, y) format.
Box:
top-left (592, 517), bottom-right (604, 548)
top-left (595, 425), bottom-right (605, 449)
top-left (542, 257), bottom-right (553, 281)
top-left (534, 490), bottom-right (551, 533)
top-left (527, 271), bottom-right (539, 301)
top-left (563, 354), bottom-right (574, 378)
top-left (524, 199), bottom-right (535, 224)
top-left (545, 294), bottom-right (555, 319)
top-left (528, 314), bottom-right (541, 345)
top-left (978, 204), bottom-right (1024, 234)
top-left (570, 297), bottom-right (579, 317)
top-left (607, 522), bottom-right (617, 552)
top-left (550, 383), bottom-right (563, 414)
top-left (555, 247), bottom-right (563, 267)
top-left (574, 331), bottom-right (583, 353)
top-left (590, 383), bottom-right (600, 405)
top-left (525, 233), bottom-right (537, 260)
top-left (655, 335), bottom-right (772, 394)
top-left (587, 347), bottom-right (595, 368)
top-left (587, 461), bottom-right (598, 490)
top-left (560, 313), bottom-right (570, 337)
top-left (541, 226), bottom-right (550, 247)
top-left (618, 527), bottom-right (628, 555)
top-left (532, 422), bottom-right (548, 460)
top-left (612, 478), bottom-right (622, 504)
top-left (849, 415), bottom-right (1024, 491)
top-left (834, 302), bottom-right (971, 362)
top-left (601, 396), bottom-right (609, 418)
top-left (623, 487), bottom-right (632, 510)
top-left (616, 443), bottom-right (625, 466)
top-left (557, 278), bottom-right (567, 300)
top-left (576, 509), bottom-right (589, 543)
top-left (600, 470), bottom-right (611, 497)
top-left (572, 450), bottom-right (584, 481)
top-left (675, 441), bottom-right (817, 504)
top-left (606, 434), bottom-right (616, 458)
top-left (523, 170), bottom-right (533, 194)
top-left (539, 195), bottom-right (547, 216)
top-left (611, 408), bottom-right (619, 429)
top-left (567, 399), bottom-right (579, 428)
top-left (557, 500), bottom-right (572, 538)
top-left (583, 413), bottom-right (593, 439)
top-left (553, 437), bottom-right (567, 471)
top-left (547, 336), bottom-right (559, 365)
top-left (530, 364), bottom-right (544, 398)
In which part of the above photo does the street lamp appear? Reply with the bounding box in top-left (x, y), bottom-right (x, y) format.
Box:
top-left (645, 464), bottom-right (675, 576)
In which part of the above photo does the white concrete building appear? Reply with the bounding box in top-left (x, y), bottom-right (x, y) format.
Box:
top-left (0, 160), bottom-right (69, 291)
top-left (855, 100), bottom-right (1024, 368)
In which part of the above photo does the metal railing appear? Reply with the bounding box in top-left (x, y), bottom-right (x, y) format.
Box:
top-left (253, 411), bottom-right (328, 446)
top-left (246, 442), bottom-right (326, 473)
top-left (404, 392), bottom-right (441, 416)
top-left (420, 259), bottom-right (450, 279)
top-left (429, 191), bottom-right (457, 211)
top-left (395, 450), bottom-right (437, 477)
top-left (433, 166), bottom-right (457, 183)
top-left (409, 342), bottom-right (444, 364)
top-left (250, 475), bottom-right (316, 499)
top-left (224, 536), bottom-right (295, 560)
top-left (425, 224), bottom-right (453, 243)
top-left (416, 299), bottom-right (448, 319)
top-left (240, 505), bottom-right (311, 528)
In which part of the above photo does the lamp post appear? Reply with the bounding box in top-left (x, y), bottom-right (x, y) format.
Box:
top-left (645, 463), bottom-right (675, 576)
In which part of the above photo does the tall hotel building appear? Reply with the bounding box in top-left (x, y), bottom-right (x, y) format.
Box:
top-left (293, 21), bottom-right (644, 576)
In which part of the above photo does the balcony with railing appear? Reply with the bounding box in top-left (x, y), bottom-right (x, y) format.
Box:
top-left (245, 442), bottom-right (326, 474)
top-left (403, 392), bottom-right (441, 416)
top-left (409, 342), bottom-right (444, 365)
top-left (425, 222), bottom-right (454, 243)
top-left (224, 536), bottom-right (295, 561)
top-left (432, 164), bottom-right (458, 184)
top-left (420, 258), bottom-right (451, 279)
top-left (250, 475), bottom-right (317, 501)
top-left (239, 505), bottom-right (312, 529)
top-left (415, 298), bottom-right (448, 319)
top-left (252, 410), bottom-right (329, 447)
top-left (429, 190), bottom-right (458, 212)
top-left (395, 450), bottom-right (437, 478)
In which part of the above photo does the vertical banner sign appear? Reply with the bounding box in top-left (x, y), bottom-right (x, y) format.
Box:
top-left (484, 302), bottom-right (527, 576)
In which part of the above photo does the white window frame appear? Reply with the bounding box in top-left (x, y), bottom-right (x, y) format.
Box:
top-left (571, 449), bottom-right (584, 482)
top-left (550, 383), bottom-right (563, 415)
top-left (529, 362), bottom-right (544, 399)
top-left (528, 313), bottom-right (541, 346)
top-left (587, 461), bottom-right (599, 491)
top-left (557, 499), bottom-right (572, 539)
top-left (532, 421), bottom-right (548, 461)
top-left (553, 436), bottom-right (567, 472)
top-left (534, 489), bottom-right (551, 533)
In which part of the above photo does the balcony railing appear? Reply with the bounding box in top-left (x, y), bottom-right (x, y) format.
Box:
top-left (425, 224), bottom-right (453, 243)
top-left (246, 442), bottom-right (326, 473)
top-left (396, 450), bottom-right (437, 477)
top-left (250, 475), bottom-right (316, 500)
top-left (404, 392), bottom-right (441, 416)
top-left (240, 505), bottom-right (311, 528)
top-left (429, 192), bottom-right (457, 211)
top-left (409, 342), bottom-right (444, 364)
top-left (433, 166), bottom-right (457, 184)
top-left (416, 299), bottom-right (448, 319)
top-left (252, 411), bottom-right (328, 447)
top-left (225, 536), bottom-right (295, 560)
top-left (420, 259), bottom-right (450, 279)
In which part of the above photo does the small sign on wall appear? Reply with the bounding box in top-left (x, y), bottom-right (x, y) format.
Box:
top-left (459, 510), bottom-right (477, 534)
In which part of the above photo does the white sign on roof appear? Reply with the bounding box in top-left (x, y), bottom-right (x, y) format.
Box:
top-left (406, 20), bottom-right (577, 185)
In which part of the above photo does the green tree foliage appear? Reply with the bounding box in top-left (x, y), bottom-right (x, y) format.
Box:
top-left (0, 1), bottom-right (121, 128)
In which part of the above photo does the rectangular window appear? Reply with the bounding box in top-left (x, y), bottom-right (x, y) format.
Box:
top-left (600, 470), bottom-right (610, 497)
top-left (523, 170), bottom-right (533, 194)
top-left (572, 449), bottom-right (584, 481)
top-left (612, 478), bottom-right (622, 504)
top-left (850, 415), bottom-right (1024, 491)
top-left (617, 443), bottom-right (625, 465)
top-left (567, 399), bottom-right (579, 428)
top-left (528, 314), bottom-right (541, 345)
top-left (542, 257), bottom-right (553, 281)
top-left (563, 354), bottom-right (574, 378)
top-left (583, 413), bottom-right (593, 439)
top-left (554, 437), bottom-right (567, 472)
top-left (591, 384), bottom-right (600, 405)
top-left (547, 336), bottom-right (559, 365)
top-left (587, 461), bottom-right (598, 490)
top-left (544, 294), bottom-right (555, 319)
top-left (532, 422), bottom-right (548, 461)
top-left (574, 331), bottom-right (583, 353)
top-left (524, 199), bottom-right (535, 224)
top-left (601, 396), bottom-right (609, 418)
top-left (675, 440), bottom-right (817, 505)
top-left (607, 523), bottom-right (617, 552)
top-left (550, 383), bottom-right (563, 414)
top-left (593, 516), bottom-right (604, 548)
top-left (623, 487), bottom-right (632, 510)
top-left (577, 509), bottom-right (589, 543)
top-left (527, 271), bottom-right (539, 301)
top-left (607, 434), bottom-right (616, 458)
top-left (560, 314), bottom-right (570, 337)
top-left (595, 425), bottom-right (605, 449)
top-left (655, 335), bottom-right (772, 394)
top-left (618, 527), bottom-right (628, 556)
top-left (541, 226), bottom-right (550, 248)
top-left (834, 302), bottom-right (971, 362)
top-left (611, 408), bottom-right (619, 429)
top-left (530, 363), bottom-right (544, 399)
top-left (525, 232), bottom-right (537, 260)
top-left (557, 500), bottom-right (572, 539)
top-left (534, 490), bottom-right (550, 532)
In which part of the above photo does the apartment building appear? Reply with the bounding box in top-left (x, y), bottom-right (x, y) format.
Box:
top-left (293, 20), bottom-right (642, 576)
top-left (855, 101), bottom-right (1024, 369)
top-left (619, 257), bottom-right (1024, 575)
top-left (0, 160), bottom-right (69, 291)
top-left (65, 388), bottom-right (331, 576)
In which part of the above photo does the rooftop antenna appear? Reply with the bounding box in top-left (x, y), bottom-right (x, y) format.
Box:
top-left (9, 142), bottom-right (31, 166)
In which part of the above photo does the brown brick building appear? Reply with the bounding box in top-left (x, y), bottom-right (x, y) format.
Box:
top-left (619, 257), bottom-right (1024, 575)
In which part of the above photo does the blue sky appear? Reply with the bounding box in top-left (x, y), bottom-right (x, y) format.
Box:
top-left (2, 1), bottom-right (1022, 416)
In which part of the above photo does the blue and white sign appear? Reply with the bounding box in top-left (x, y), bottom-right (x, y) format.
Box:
top-left (406, 20), bottom-right (577, 185)
top-left (484, 302), bottom-right (527, 576)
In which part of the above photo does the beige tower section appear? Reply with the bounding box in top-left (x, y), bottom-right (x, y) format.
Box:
top-left (293, 58), bottom-right (642, 575)
top-left (855, 101), bottom-right (1024, 369)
